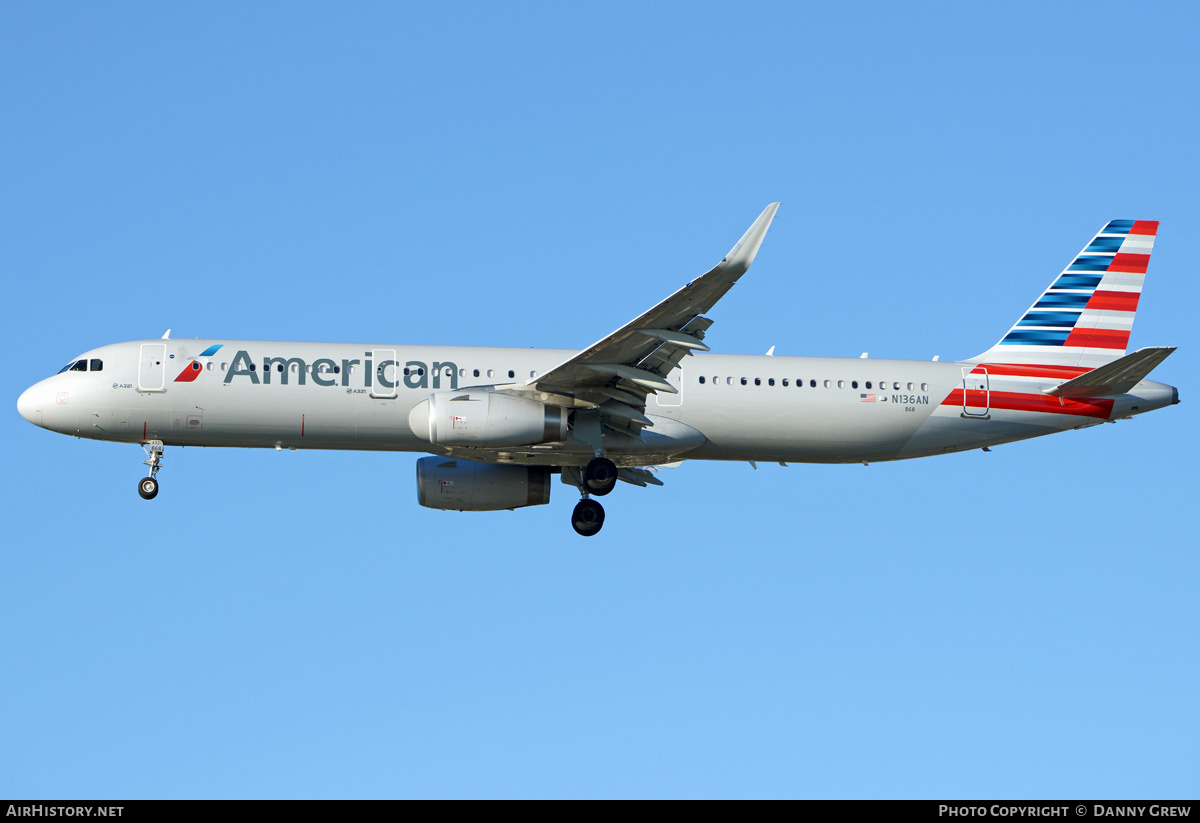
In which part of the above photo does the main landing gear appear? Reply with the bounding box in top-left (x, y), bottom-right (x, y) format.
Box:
top-left (571, 498), bottom-right (605, 537)
top-left (571, 457), bottom-right (619, 537)
top-left (583, 456), bottom-right (617, 496)
top-left (138, 440), bottom-right (164, 500)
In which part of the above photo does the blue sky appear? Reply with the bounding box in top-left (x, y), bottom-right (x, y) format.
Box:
top-left (2, 1), bottom-right (1197, 799)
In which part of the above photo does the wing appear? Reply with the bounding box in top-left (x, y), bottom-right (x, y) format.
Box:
top-left (510, 203), bottom-right (780, 430)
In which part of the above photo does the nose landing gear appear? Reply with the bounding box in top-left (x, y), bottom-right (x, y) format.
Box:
top-left (138, 440), bottom-right (164, 500)
top-left (138, 476), bottom-right (159, 499)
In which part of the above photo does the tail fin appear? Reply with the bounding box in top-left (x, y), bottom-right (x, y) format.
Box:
top-left (970, 220), bottom-right (1158, 367)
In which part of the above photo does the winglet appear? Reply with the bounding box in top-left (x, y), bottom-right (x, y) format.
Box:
top-left (722, 202), bottom-right (780, 274)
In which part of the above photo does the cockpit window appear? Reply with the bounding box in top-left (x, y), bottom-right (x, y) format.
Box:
top-left (56, 358), bottom-right (100, 375)
top-left (57, 359), bottom-right (88, 374)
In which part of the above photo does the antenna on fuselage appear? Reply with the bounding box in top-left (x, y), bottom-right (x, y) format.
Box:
top-left (161, 329), bottom-right (171, 339)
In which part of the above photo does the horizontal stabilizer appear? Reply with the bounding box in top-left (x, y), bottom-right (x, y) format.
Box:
top-left (1044, 346), bottom-right (1176, 398)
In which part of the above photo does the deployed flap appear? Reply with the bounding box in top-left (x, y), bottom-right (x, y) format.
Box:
top-left (617, 467), bottom-right (665, 487)
top-left (1045, 346), bottom-right (1176, 397)
top-left (525, 203), bottom-right (780, 413)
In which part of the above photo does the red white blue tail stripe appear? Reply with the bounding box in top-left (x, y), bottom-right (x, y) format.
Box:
top-left (972, 220), bottom-right (1157, 367)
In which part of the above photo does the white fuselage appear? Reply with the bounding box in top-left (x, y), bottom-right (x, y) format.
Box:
top-left (18, 339), bottom-right (1178, 466)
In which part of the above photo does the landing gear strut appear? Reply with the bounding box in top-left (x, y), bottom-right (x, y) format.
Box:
top-left (572, 498), bottom-right (605, 537)
top-left (138, 440), bottom-right (164, 500)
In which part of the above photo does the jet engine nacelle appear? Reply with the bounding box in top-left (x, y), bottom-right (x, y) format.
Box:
top-left (416, 457), bottom-right (551, 511)
top-left (410, 390), bottom-right (568, 447)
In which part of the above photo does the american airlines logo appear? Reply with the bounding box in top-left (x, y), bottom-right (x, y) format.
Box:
top-left (173, 343), bottom-right (224, 383)
top-left (219, 349), bottom-right (460, 391)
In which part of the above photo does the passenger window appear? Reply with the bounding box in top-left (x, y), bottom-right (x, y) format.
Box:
top-left (921, 383), bottom-right (929, 391)
top-left (865, 381), bottom-right (871, 389)
top-left (90, 359), bottom-right (103, 371)
top-left (531, 371), bottom-right (538, 378)
top-left (740, 377), bottom-right (747, 386)
top-left (754, 378), bottom-right (761, 386)
top-left (249, 363), bottom-right (256, 372)
top-left (893, 382), bottom-right (900, 390)
top-left (221, 363), bottom-right (228, 371)
top-left (459, 368), bottom-right (465, 377)
top-left (837, 380), bottom-right (845, 389)
top-left (726, 377), bottom-right (733, 385)
top-left (508, 370), bottom-right (515, 379)
top-left (907, 382), bottom-right (914, 391)
top-left (473, 369), bottom-right (480, 377)
top-left (782, 379), bottom-right (789, 387)
top-left (333, 366), bottom-right (340, 374)
top-left (851, 380), bottom-right (858, 389)
top-left (809, 379), bottom-right (816, 388)
top-left (823, 379), bottom-right (830, 388)
top-left (699, 376), bottom-right (706, 384)
top-left (487, 369), bottom-right (494, 378)
top-left (768, 378), bottom-right (775, 386)
top-left (207, 362), bottom-right (214, 371)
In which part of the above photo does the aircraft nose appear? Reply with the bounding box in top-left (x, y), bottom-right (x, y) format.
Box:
top-left (17, 384), bottom-right (45, 427)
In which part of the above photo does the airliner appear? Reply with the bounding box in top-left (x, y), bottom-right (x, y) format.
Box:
top-left (16, 205), bottom-right (1179, 535)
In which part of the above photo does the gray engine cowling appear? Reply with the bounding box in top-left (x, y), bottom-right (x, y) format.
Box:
top-left (409, 390), bottom-right (568, 447)
top-left (416, 457), bottom-right (552, 511)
